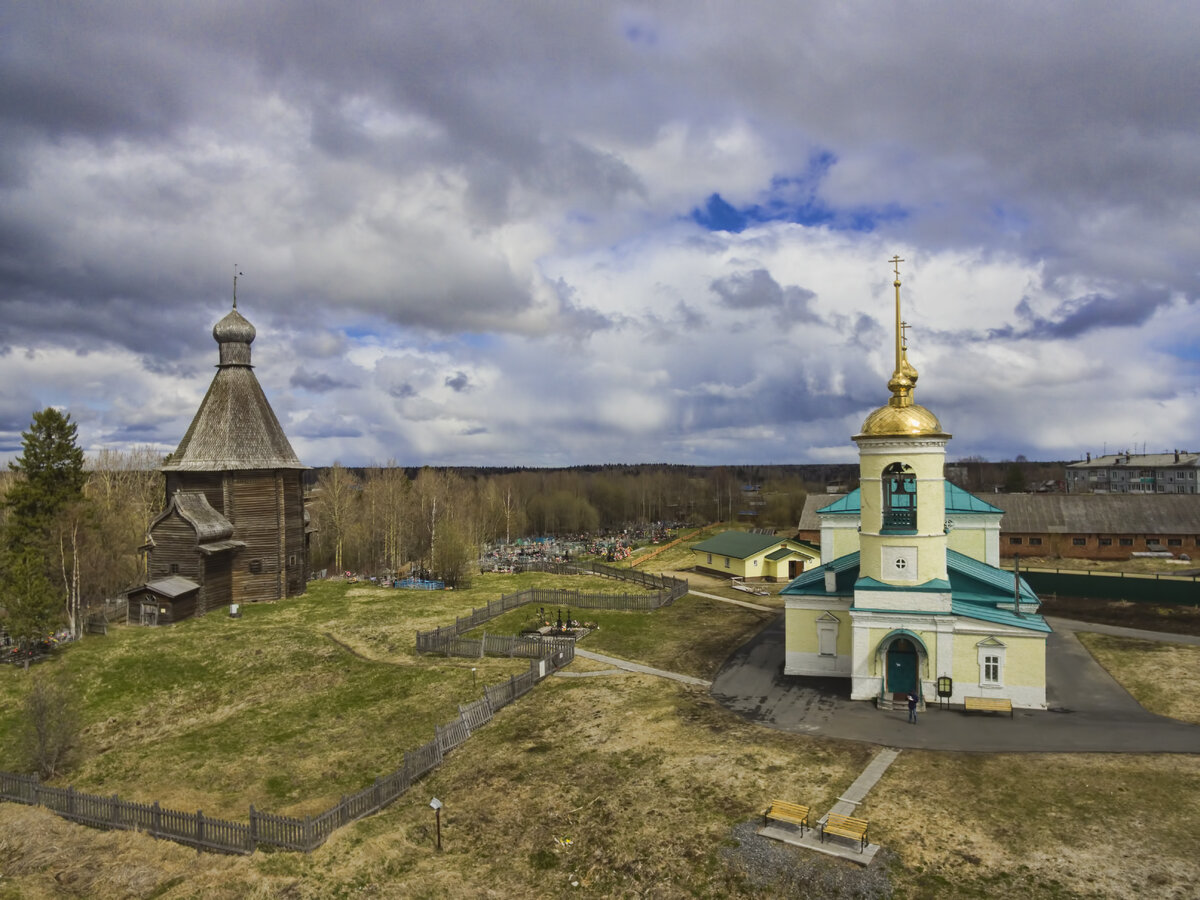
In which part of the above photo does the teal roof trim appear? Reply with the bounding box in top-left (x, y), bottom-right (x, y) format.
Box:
top-left (944, 482), bottom-right (1003, 514)
top-left (854, 576), bottom-right (952, 593)
top-left (817, 482), bottom-right (1002, 516)
top-left (818, 489), bottom-right (861, 514)
top-left (951, 600), bottom-right (1051, 633)
top-left (781, 548), bottom-right (1048, 632)
top-left (780, 552), bottom-right (860, 597)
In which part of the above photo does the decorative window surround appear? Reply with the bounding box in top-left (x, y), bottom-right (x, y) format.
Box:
top-left (977, 636), bottom-right (1006, 688)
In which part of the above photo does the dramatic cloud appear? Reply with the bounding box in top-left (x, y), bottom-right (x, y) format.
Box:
top-left (1, 2), bottom-right (1198, 466)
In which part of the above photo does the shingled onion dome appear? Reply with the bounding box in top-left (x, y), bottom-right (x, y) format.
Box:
top-left (163, 303), bottom-right (305, 472)
top-left (213, 307), bottom-right (256, 367)
top-left (857, 258), bottom-right (949, 439)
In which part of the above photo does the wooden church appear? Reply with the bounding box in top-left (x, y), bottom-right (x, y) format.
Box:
top-left (133, 300), bottom-right (308, 622)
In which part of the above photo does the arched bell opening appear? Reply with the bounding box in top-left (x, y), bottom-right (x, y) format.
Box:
top-left (882, 461), bottom-right (917, 533)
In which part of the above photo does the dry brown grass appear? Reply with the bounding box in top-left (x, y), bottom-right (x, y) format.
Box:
top-left (869, 752), bottom-right (1200, 899)
top-left (1076, 633), bottom-right (1200, 725)
top-left (0, 675), bottom-right (873, 899)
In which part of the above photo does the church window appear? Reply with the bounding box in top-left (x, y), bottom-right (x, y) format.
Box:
top-left (1072, 537), bottom-right (1086, 546)
top-left (170, 563), bottom-right (179, 574)
top-left (977, 638), bottom-right (1006, 688)
top-left (816, 612), bottom-right (839, 657)
top-left (1168, 538), bottom-right (1182, 547)
top-left (249, 559), bottom-right (263, 575)
top-left (1099, 538), bottom-right (1112, 546)
top-left (1029, 537), bottom-right (1042, 546)
top-left (1009, 537), bottom-right (1023, 545)
top-left (881, 462), bottom-right (917, 532)
top-left (1119, 538), bottom-right (1133, 546)
top-left (983, 655), bottom-right (1000, 684)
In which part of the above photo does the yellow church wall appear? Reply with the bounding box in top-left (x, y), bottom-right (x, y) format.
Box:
top-left (786, 608), bottom-right (854, 656)
top-left (949, 632), bottom-right (1045, 686)
top-left (948, 528), bottom-right (985, 560)
top-left (1001, 636), bottom-right (1046, 687)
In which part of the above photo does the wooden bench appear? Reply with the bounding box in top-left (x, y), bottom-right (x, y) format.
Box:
top-left (964, 696), bottom-right (1013, 717)
top-left (763, 799), bottom-right (811, 836)
top-left (820, 812), bottom-right (869, 852)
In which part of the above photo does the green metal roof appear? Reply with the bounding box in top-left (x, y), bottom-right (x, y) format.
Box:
top-left (780, 548), bottom-right (1048, 632)
top-left (817, 482), bottom-right (1002, 517)
top-left (764, 547), bottom-right (795, 561)
top-left (691, 531), bottom-right (789, 559)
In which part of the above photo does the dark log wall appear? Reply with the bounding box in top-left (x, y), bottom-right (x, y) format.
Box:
top-left (283, 472), bottom-right (306, 596)
top-left (148, 511), bottom-right (200, 583)
top-left (203, 553), bottom-right (233, 613)
top-left (165, 472), bottom-right (225, 513)
top-left (229, 471), bottom-right (283, 603)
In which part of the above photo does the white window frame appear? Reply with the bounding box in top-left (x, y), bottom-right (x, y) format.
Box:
top-left (816, 611), bottom-right (840, 657)
top-left (977, 637), bottom-right (1006, 689)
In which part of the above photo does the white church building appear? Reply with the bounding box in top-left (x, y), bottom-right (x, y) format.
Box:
top-left (781, 260), bottom-right (1049, 709)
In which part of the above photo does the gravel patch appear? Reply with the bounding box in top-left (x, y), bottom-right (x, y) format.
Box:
top-left (721, 821), bottom-right (893, 899)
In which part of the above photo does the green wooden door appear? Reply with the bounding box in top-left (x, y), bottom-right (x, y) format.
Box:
top-left (887, 647), bottom-right (917, 693)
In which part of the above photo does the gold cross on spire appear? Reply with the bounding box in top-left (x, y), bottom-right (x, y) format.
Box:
top-left (890, 254), bottom-right (904, 282)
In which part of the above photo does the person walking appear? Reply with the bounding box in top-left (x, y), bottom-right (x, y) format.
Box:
top-left (907, 691), bottom-right (918, 724)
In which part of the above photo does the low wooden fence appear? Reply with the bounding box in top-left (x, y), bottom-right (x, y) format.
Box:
top-left (1, 562), bottom-right (659, 854)
top-left (0, 645), bottom-right (572, 855)
top-left (416, 563), bottom-right (688, 655)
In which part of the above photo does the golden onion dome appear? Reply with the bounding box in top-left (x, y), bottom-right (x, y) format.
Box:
top-left (858, 402), bottom-right (947, 437)
top-left (855, 255), bottom-right (950, 439)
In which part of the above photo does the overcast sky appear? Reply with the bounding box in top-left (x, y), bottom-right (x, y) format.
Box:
top-left (2, 3), bottom-right (1198, 468)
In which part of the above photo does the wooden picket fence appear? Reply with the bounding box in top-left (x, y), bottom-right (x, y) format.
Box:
top-left (0, 645), bottom-right (572, 855)
top-left (416, 562), bottom-right (688, 655)
top-left (0, 560), bottom-right (675, 855)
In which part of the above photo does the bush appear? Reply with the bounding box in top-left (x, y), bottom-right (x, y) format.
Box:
top-left (19, 672), bottom-right (80, 779)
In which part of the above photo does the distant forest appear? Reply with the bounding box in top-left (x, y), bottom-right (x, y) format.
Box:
top-left (303, 459), bottom-right (1071, 577)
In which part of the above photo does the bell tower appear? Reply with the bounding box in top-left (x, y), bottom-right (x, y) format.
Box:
top-left (854, 257), bottom-right (950, 587)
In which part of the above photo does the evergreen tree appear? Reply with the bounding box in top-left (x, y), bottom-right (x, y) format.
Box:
top-left (1, 408), bottom-right (87, 642)
top-left (5, 408), bottom-right (86, 547)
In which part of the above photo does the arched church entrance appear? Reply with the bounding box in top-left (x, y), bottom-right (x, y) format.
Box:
top-left (877, 630), bottom-right (929, 696)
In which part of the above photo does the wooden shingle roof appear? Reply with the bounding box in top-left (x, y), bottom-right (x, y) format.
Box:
top-left (164, 306), bottom-right (305, 472)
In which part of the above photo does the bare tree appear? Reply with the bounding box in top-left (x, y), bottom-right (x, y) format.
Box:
top-left (312, 463), bottom-right (359, 573)
top-left (20, 672), bottom-right (80, 779)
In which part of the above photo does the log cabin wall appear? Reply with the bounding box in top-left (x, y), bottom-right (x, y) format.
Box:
top-left (165, 471), bottom-right (225, 514)
top-left (229, 470), bottom-right (286, 603)
top-left (203, 553), bottom-right (234, 612)
top-left (283, 473), bottom-right (306, 596)
top-left (148, 511), bottom-right (201, 583)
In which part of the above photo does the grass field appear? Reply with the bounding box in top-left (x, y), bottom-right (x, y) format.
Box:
top-left (1075, 632), bottom-right (1200, 725)
top-left (1, 567), bottom-right (1199, 898)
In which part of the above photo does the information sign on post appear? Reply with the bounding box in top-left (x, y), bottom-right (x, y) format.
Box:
top-left (430, 798), bottom-right (443, 850)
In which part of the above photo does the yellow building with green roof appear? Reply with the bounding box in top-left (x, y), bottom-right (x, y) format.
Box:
top-left (781, 259), bottom-right (1049, 709)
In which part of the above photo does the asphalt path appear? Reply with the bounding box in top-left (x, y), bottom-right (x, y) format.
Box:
top-left (710, 614), bottom-right (1200, 753)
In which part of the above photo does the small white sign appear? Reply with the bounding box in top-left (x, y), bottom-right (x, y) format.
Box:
top-left (429, 797), bottom-right (443, 810)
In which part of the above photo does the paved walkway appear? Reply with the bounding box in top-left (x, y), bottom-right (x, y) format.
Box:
top-left (1044, 616), bottom-right (1200, 646)
top-left (711, 614), bottom-right (1200, 752)
top-left (688, 588), bottom-right (774, 612)
top-left (571, 649), bottom-right (712, 687)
